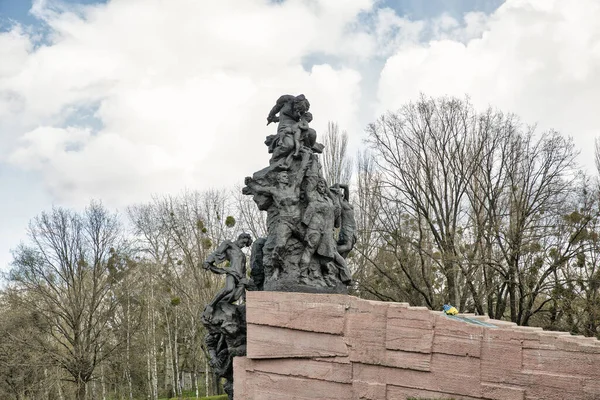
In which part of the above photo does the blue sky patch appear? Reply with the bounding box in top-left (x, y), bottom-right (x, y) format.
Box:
top-left (0, 0), bottom-right (107, 30)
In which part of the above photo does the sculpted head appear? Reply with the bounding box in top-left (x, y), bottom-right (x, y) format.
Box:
top-left (277, 171), bottom-right (290, 185)
top-left (316, 178), bottom-right (327, 194)
top-left (293, 95), bottom-right (310, 117)
top-left (236, 233), bottom-right (253, 248)
top-left (302, 111), bottom-right (313, 123)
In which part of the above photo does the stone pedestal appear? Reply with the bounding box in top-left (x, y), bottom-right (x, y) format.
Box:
top-left (235, 291), bottom-right (600, 400)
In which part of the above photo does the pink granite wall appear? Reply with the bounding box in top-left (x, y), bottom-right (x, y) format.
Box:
top-left (234, 291), bottom-right (600, 400)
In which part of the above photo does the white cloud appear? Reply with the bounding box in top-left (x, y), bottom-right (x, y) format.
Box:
top-left (2, 0), bottom-right (600, 270)
top-left (0, 0), bottom-right (375, 208)
top-left (377, 0), bottom-right (600, 170)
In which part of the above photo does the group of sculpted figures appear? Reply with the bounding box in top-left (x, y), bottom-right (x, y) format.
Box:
top-left (201, 94), bottom-right (357, 399)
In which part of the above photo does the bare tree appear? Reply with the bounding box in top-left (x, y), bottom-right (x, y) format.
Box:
top-left (496, 129), bottom-right (580, 324)
top-left (366, 94), bottom-right (583, 324)
top-left (232, 185), bottom-right (267, 240)
top-left (128, 189), bottom-right (240, 398)
top-left (366, 95), bottom-right (485, 306)
top-left (321, 122), bottom-right (353, 185)
top-left (8, 201), bottom-right (126, 400)
top-left (0, 295), bottom-right (58, 400)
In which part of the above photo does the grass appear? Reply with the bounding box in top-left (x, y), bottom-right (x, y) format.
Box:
top-left (159, 389), bottom-right (227, 400)
top-left (159, 391), bottom-right (450, 399)
top-left (167, 396), bottom-right (227, 400)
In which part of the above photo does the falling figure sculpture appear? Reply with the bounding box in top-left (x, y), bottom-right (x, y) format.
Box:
top-left (201, 233), bottom-right (253, 400)
top-left (202, 233), bottom-right (253, 318)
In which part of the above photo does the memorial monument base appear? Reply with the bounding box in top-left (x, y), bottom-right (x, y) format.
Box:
top-left (235, 291), bottom-right (600, 400)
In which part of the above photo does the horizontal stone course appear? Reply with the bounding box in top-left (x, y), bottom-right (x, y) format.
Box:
top-left (245, 370), bottom-right (352, 399)
top-left (242, 357), bottom-right (353, 383)
top-left (235, 291), bottom-right (600, 399)
top-left (246, 324), bottom-right (348, 358)
top-left (246, 295), bottom-right (347, 334)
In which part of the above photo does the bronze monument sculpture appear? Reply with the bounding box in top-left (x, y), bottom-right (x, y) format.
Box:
top-left (202, 94), bottom-right (356, 399)
top-left (243, 93), bottom-right (355, 293)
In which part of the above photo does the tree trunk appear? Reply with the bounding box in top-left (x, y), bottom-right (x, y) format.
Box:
top-left (43, 367), bottom-right (50, 400)
top-left (56, 367), bottom-right (64, 400)
top-left (164, 307), bottom-right (177, 396)
top-left (126, 294), bottom-right (133, 400)
top-left (174, 310), bottom-right (181, 397)
top-left (445, 259), bottom-right (457, 306)
top-left (508, 260), bottom-right (518, 323)
top-left (101, 362), bottom-right (107, 400)
top-left (205, 358), bottom-right (210, 397)
top-left (76, 378), bottom-right (86, 400)
top-left (194, 367), bottom-right (199, 399)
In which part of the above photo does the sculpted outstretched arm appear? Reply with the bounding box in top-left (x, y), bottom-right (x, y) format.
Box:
top-left (203, 241), bottom-right (232, 269)
top-left (207, 265), bottom-right (227, 275)
top-left (244, 177), bottom-right (276, 196)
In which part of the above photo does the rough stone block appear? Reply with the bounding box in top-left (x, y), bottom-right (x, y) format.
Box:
top-left (426, 353), bottom-right (482, 397)
top-left (481, 383), bottom-right (525, 400)
top-left (346, 311), bottom-right (387, 346)
top-left (246, 295), bottom-right (346, 334)
top-left (387, 306), bottom-right (435, 330)
top-left (233, 357), bottom-right (249, 400)
top-left (383, 349), bottom-right (432, 371)
top-left (432, 333), bottom-right (482, 358)
top-left (432, 316), bottom-right (484, 358)
top-left (386, 384), bottom-right (482, 400)
top-left (345, 301), bottom-right (390, 366)
top-left (522, 348), bottom-right (600, 378)
top-left (348, 342), bottom-right (432, 371)
top-left (352, 361), bottom-right (441, 391)
top-left (583, 378), bottom-right (600, 396)
top-left (481, 332), bottom-right (525, 386)
top-left (352, 381), bottom-right (386, 400)
top-left (247, 324), bottom-right (348, 359)
top-left (386, 321), bottom-right (433, 353)
top-left (249, 358), bottom-right (352, 383)
top-left (246, 371), bottom-right (353, 399)
top-left (523, 371), bottom-right (586, 400)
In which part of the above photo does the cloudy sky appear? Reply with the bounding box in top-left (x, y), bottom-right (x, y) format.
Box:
top-left (1, 0), bottom-right (599, 271)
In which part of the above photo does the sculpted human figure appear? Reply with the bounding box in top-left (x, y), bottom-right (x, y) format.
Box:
top-left (244, 150), bottom-right (311, 274)
top-left (294, 112), bottom-right (324, 154)
top-left (264, 94), bottom-right (311, 166)
top-left (300, 177), bottom-right (350, 285)
top-left (334, 184), bottom-right (357, 258)
top-left (249, 237), bottom-right (267, 291)
top-left (201, 234), bottom-right (252, 400)
top-left (202, 302), bottom-right (245, 400)
top-left (240, 93), bottom-right (351, 293)
top-left (266, 94), bottom-right (310, 130)
top-left (202, 233), bottom-right (253, 318)
top-left (265, 111), bottom-right (324, 170)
